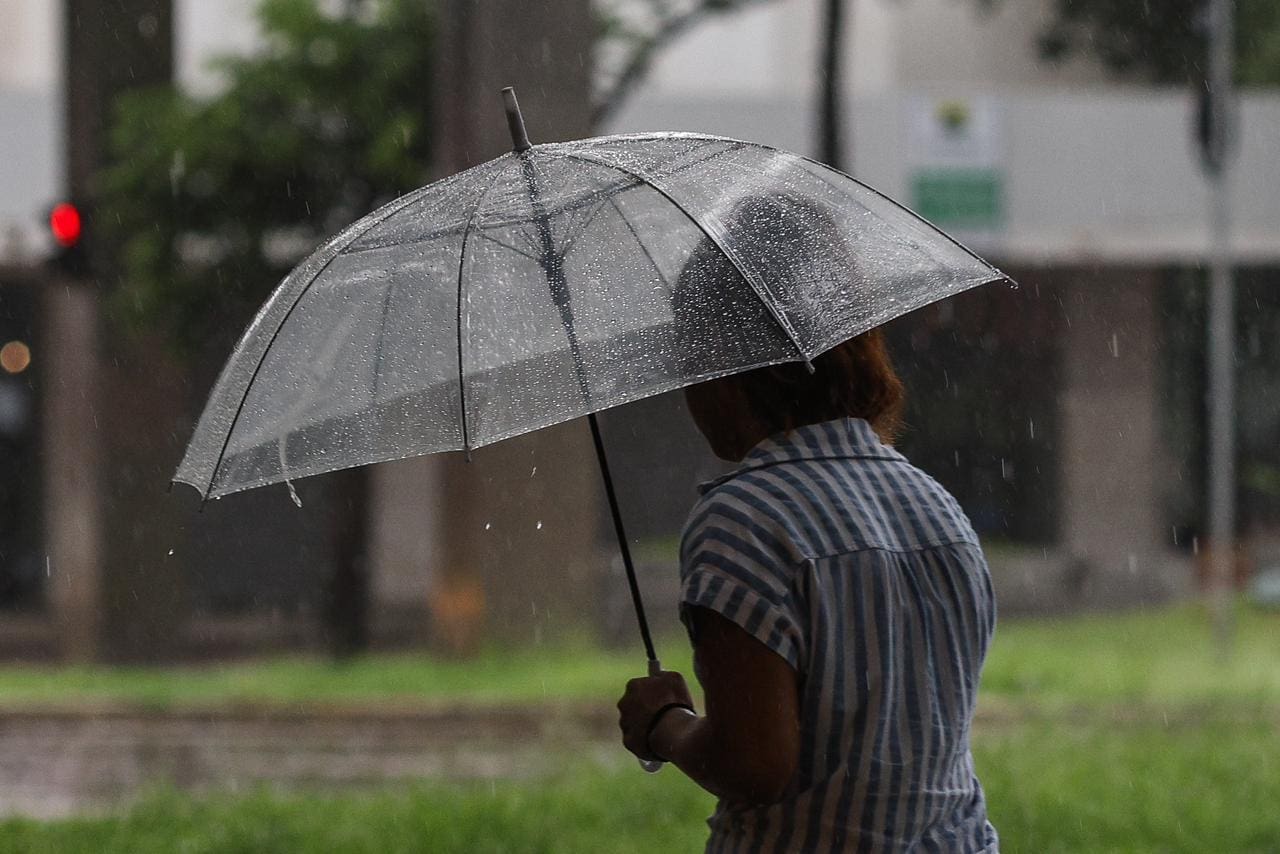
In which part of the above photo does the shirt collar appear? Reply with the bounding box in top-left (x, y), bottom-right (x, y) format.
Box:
top-left (697, 417), bottom-right (906, 494)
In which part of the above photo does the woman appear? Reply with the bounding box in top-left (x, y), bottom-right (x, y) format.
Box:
top-left (616, 324), bottom-right (999, 847)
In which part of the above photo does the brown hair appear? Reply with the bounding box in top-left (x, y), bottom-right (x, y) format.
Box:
top-left (729, 330), bottom-right (904, 442)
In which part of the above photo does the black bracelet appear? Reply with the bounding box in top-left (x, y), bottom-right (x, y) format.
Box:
top-left (644, 702), bottom-right (696, 761)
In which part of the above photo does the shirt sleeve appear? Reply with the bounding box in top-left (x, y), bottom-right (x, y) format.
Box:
top-left (678, 486), bottom-right (807, 672)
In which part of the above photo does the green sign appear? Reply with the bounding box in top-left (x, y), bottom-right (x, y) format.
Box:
top-left (911, 169), bottom-right (1003, 230)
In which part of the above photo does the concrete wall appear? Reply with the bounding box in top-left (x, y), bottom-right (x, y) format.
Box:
top-left (608, 93), bottom-right (1280, 265)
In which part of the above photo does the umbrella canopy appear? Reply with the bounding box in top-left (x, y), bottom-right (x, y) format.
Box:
top-left (174, 130), bottom-right (1006, 501)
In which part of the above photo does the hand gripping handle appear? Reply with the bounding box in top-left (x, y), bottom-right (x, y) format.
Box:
top-left (639, 658), bottom-right (665, 773)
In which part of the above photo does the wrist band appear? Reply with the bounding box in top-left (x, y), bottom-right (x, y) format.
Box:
top-left (644, 702), bottom-right (696, 761)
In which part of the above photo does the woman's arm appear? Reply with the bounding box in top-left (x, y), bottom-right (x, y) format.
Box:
top-left (617, 606), bottom-right (801, 805)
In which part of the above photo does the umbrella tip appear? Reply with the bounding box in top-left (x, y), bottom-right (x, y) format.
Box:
top-left (501, 87), bottom-right (532, 153)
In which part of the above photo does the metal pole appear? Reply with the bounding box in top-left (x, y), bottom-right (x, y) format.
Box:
top-left (1205, 0), bottom-right (1236, 659)
top-left (817, 0), bottom-right (846, 170)
top-left (502, 88), bottom-right (661, 670)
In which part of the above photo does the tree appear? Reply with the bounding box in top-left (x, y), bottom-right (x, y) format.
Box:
top-left (1035, 0), bottom-right (1280, 86)
top-left (98, 0), bottom-right (768, 657)
top-left (102, 0), bottom-right (778, 349)
top-left (594, 0), bottom-right (775, 126)
top-left (102, 0), bottom-right (436, 356)
top-left (100, 0), bottom-right (436, 658)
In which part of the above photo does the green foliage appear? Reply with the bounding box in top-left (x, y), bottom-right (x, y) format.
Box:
top-left (0, 606), bottom-right (1277, 851)
top-left (99, 0), bottom-right (435, 354)
top-left (0, 605), bottom-right (1276, 709)
top-left (0, 635), bottom-right (697, 709)
top-left (0, 766), bottom-right (715, 854)
top-left (2, 727), bottom-right (1279, 853)
top-left (979, 603), bottom-right (1280, 707)
top-left (976, 720), bottom-right (1280, 852)
top-left (1036, 0), bottom-right (1280, 86)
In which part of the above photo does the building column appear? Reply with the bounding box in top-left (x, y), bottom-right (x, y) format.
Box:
top-left (41, 282), bottom-right (102, 662)
top-left (367, 0), bottom-right (602, 653)
top-left (1057, 268), bottom-right (1185, 604)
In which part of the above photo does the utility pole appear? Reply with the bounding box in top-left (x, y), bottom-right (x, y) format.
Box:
top-left (51, 0), bottom-right (177, 662)
top-left (1201, 0), bottom-right (1237, 659)
top-left (817, 0), bottom-right (847, 170)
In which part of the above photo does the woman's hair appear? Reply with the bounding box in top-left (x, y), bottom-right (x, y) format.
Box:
top-left (728, 331), bottom-right (904, 442)
top-left (674, 191), bottom-right (906, 442)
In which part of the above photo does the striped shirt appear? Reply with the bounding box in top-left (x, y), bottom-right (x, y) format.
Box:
top-left (679, 417), bottom-right (998, 853)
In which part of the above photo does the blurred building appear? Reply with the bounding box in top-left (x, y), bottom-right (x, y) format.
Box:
top-left (2, 0), bottom-right (1279, 661)
top-left (608, 0), bottom-right (1280, 614)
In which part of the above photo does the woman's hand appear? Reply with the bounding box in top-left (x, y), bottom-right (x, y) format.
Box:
top-left (617, 609), bottom-right (801, 805)
top-left (616, 669), bottom-right (695, 761)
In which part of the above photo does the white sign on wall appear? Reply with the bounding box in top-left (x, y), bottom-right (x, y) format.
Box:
top-left (906, 95), bottom-right (1006, 233)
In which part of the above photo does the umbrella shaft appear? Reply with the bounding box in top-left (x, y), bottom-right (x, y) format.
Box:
top-left (588, 412), bottom-right (657, 663)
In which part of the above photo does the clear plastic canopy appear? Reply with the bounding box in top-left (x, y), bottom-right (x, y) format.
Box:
top-left (175, 132), bottom-right (1007, 499)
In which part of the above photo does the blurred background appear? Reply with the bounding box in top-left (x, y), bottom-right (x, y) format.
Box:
top-left (0, 0), bottom-right (1277, 850)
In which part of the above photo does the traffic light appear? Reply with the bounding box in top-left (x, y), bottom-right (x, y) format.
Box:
top-left (46, 200), bottom-right (91, 277)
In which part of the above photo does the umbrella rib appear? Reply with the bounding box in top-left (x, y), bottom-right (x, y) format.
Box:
top-left (555, 195), bottom-right (613, 258)
top-left (202, 183), bottom-right (440, 499)
top-left (755, 144), bottom-right (1009, 282)
top-left (339, 174), bottom-right (649, 256)
top-left (556, 149), bottom-right (812, 366)
top-left (476, 231), bottom-right (543, 264)
top-left (608, 197), bottom-right (673, 297)
top-left (453, 160), bottom-right (516, 454)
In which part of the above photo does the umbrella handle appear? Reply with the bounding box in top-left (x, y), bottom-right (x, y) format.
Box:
top-left (638, 657), bottom-right (665, 774)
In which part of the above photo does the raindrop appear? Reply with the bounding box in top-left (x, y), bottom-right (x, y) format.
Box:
top-left (1027, 418), bottom-right (1036, 439)
top-left (536, 521), bottom-right (543, 530)
top-left (1192, 536), bottom-right (1200, 556)
top-left (530, 466), bottom-right (537, 477)
top-left (285, 479), bottom-right (303, 508)
top-left (167, 549), bottom-right (174, 556)
top-left (1109, 332), bottom-right (1119, 358)
top-left (484, 522), bottom-right (491, 531)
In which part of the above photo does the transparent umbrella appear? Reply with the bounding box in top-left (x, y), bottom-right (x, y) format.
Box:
top-left (174, 88), bottom-right (1009, 703)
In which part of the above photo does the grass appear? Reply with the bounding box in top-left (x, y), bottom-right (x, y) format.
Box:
top-left (0, 638), bottom-right (695, 710)
top-left (1, 722), bottom-right (1277, 853)
top-left (0, 764), bottom-right (714, 854)
top-left (0, 603), bottom-right (1274, 710)
top-left (980, 602), bottom-right (1280, 708)
top-left (976, 720), bottom-right (1280, 853)
top-left (0, 604), bottom-right (1278, 851)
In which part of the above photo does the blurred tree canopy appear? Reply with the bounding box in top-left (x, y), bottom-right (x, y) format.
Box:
top-left (1036, 0), bottom-right (1280, 86)
top-left (100, 0), bottom-right (435, 355)
top-left (595, 0), bottom-right (773, 125)
top-left (100, 0), bottom-right (768, 352)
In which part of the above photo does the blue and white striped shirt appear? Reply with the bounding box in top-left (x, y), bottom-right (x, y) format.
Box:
top-left (680, 417), bottom-right (998, 853)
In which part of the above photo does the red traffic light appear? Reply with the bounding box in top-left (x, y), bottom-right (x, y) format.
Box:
top-left (49, 202), bottom-right (83, 247)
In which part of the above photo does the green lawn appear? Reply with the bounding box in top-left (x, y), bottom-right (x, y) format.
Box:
top-left (0, 604), bottom-right (1277, 852)
top-left (0, 640), bottom-right (693, 709)
top-left (1, 722), bottom-right (1276, 853)
top-left (980, 603), bottom-right (1280, 708)
top-left (0, 603), bottom-right (1274, 709)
